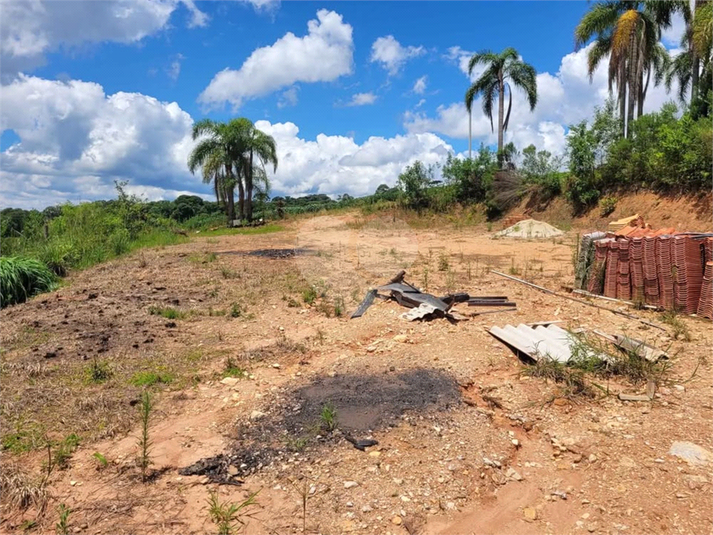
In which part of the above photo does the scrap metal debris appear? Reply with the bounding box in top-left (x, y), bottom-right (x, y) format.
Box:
top-left (351, 270), bottom-right (516, 321)
top-left (488, 323), bottom-right (598, 363)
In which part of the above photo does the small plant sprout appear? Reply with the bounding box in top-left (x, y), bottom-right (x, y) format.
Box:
top-left (207, 490), bottom-right (259, 535)
top-left (56, 503), bottom-right (70, 535)
top-left (92, 452), bottom-right (108, 469)
top-left (136, 391), bottom-right (153, 482)
top-left (320, 402), bottom-right (338, 433)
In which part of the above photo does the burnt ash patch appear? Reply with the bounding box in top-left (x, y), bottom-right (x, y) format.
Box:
top-left (179, 368), bottom-right (461, 484)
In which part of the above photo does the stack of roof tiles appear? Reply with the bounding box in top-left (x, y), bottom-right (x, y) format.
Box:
top-left (588, 240), bottom-right (608, 294)
top-left (630, 238), bottom-right (645, 303)
top-left (617, 239), bottom-right (631, 301)
top-left (697, 262), bottom-right (713, 319)
top-left (643, 236), bottom-right (660, 306)
top-left (655, 236), bottom-right (675, 310)
top-left (603, 241), bottom-right (619, 298)
top-left (705, 237), bottom-right (713, 264)
top-left (673, 236), bottom-right (704, 314)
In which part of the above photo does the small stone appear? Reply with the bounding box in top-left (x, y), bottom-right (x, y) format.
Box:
top-left (366, 346), bottom-right (377, 353)
top-left (344, 481), bottom-right (359, 489)
top-left (272, 363), bottom-right (280, 369)
top-left (227, 465), bottom-right (239, 476)
top-left (553, 398), bottom-right (568, 406)
top-left (588, 454), bottom-right (597, 463)
top-left (220, 377), bottom-right (239, 386)
top-left (505, 467), bottom-right (523, 481)
top-left (346, 501), bottom-right (354, 508)
top-left (73, 528), bottom-right (82, 534)
top-left (70, 481), bottom-right (77, 486)
top-left (512, 439), bottom-right (520, 448)
top-left (369, 451), bottom-right (381, 457)
top-left (361, 505), bottom-right (373, 513)
top-left (400, 495), bottom-right (411, 502)
top-left (250, 410), bottom-right (266, 420)
top-left (582, 513), bottom-right (590, 519)
top-left (523, 507), bottom-right (537, 521)
top-left (393, 478), bottom-right (404, 485)
top-left (391, 516), bottom-right (402, 525)
top-left (587, 522), bottom-right (598, 532)
top-left (393, 334), bottom-right (408, 343)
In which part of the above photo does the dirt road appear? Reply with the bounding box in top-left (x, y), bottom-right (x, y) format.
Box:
top-left (2, 213), bottom-right (711, 535)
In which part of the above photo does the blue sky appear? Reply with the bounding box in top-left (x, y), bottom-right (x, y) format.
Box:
top-left (0, 1), bottom-right (684, 208)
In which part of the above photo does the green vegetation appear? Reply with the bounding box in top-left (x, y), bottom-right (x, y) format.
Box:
top-left (320, 402), bottom-right (338, 432)
top-left (0, 256), bottom-right (57, 307)
top-left (148, 306), bottom-right (186, 320)
top-left (56, 503), bottom-right (71, 535)
top-left (207, 490), bottom-right (259, 535)
top-left (53, 434), bottom-right (80, 469)
top-left (92, 452), bottom-right (108, 469)
top-left (223, 357), bottom-right (247, 378)
top-left (85, 359), bottom-right (112, 384)
top-left (130, 371), bottom-right (174, 387)
top-left (136, 391), bottom-right (153, 483)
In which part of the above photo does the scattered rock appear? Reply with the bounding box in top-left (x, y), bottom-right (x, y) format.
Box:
top-left (361, 505), bottom-right (373, 513)
top-left (344, 481), bottom-right (359, 489)
top-left (227, 465), bottom-right (239, 476)
top-left (587, 522), bottom-right (598, 532)
top-left (393, 334), bottom-right (408, 343)
top-left (272, 363), bottom-right (281, 369)
top-left (669, 442), bottom-right (713, 465)
top-left (220, 377), bottom-right (239, 386)
top-left (250, 410), bottom-right (266, 420)
top-left (391, 516), bottom-right (402, 526)
top-left (505, 467), bottom-right (523, 481)
top-left (523, 507), bottom-right (537, 521)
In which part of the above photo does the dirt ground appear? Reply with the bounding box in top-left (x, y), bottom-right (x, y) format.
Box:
top-left (1, 211), bottom-right (712, 535)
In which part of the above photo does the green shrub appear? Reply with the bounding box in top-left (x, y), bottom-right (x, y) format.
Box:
top-left (130, 371), bottom-right (174, 387)
top-left (599, 196), bottom-right (617, 217)
top-left (0, 257), bottom-right (57, 307)
top-left (148, 306), bottom-right (185, 319)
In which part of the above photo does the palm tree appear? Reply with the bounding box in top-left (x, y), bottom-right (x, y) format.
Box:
top-left (188, 119), bottom-right (247, 226)
top-left (575, 1), bottom-right (676, 136)
top-left (464, 47), bottom-right (538, 164)
top-left (242, 125), bottom-right (278, 222)
top-left (666, 0), bottom-right (713, 115)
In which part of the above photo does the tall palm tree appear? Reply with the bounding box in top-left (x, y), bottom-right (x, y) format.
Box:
top-left (242, 126), bottom-right (278, 222)
top-left (188, 119), bottom-right (247, 225)
top-left (667, 0), bottom-right (713, 114)
top-left (464, 47), bottom-right (538, 163)
top-left (575, 1), bottom-right (676, 136)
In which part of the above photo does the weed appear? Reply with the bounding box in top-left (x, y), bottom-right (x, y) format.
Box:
top-left (137, 251), bottom-right (148, 268)
top-left (661, 310), bottom-right (691, 341)
top-left (0, 256), bottom-right (57, 307)
top-left (0, 463), bottom-right (47, 511)
top-left (223, 357), bottom-right (247, 378)
top-left (1, 420), bottom-right (45, 453)
top-left (286, 297), bottom-right (300, 308)
top-left (315, 328), bottom-right (325, 345)
top-left (422, 267), bottom-right (429, 290)
top-left (523, 357), bottom-right (595, 399)
top-left (508, 258), bottom-right (521, 276)
top-left (207, 490), bottom-right (259, 535)
top-left (148, 306), bottom-right (185, 319)
top-left (466, 261), bottom-right (472, 281)
top-left (438, 254), bottom-right (449, 271)
top-left (56, 503), bottom-right (71, 535)
top-left (302, 287), bottom-right (317, 305)
top-left (136, 391), bottom-right (153, 482)
top-left (86, 358), bottom-right (112, 384)
top-left (92, 451), bottom-right (108, 469)
top-left (320, 403), bottom-right (338, 432)
top-left (209, 307), bottom-right (226, 316)
top-left (286, 436), bottom-right (309, 452)
top-left (445, 268), bottom-right (456, 293)
top-left (333, 295), bottom-right (345, 317)
top-left (130, 371), bottom-right (174, 387)
top-left (230, 303), bottom-right (243, 318)
top-left (486, 222), bottom-right (493, 232)
top-left (220, 266), bottom-right (238, 279)
top-left (53, 434), bottom-right (80, 469)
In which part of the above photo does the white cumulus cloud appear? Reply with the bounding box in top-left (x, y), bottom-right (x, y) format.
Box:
top-left (0, 0), bottom-right (205, 78)
top-left (413, 76), bottom-right (428, 95)
top-left (346, 92), bottom-right (377, 106)
top-left (254, 120), bottom-right (452, 197)
top-left (370, 35), bottom-right (424, 76)
top-left (0, 75), bottom-right (199, 208)
top-left (199, 10), bottom-right (353, 109)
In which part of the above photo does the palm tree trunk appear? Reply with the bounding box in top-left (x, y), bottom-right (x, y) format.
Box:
top-left (237, 178), bottom-right (245, 222)
top-left (225, 164), bottom-right (235, 226)
top-left (692, 55), bottom-right (700, 103)
top-left (637, 70), bottom-right (646, 118)
top-left (497, 73), bottom-right (505, 158)
top-left (468, 108), bottom-right (472, 159)
top-left (246, 150), bottom-right (254, 222)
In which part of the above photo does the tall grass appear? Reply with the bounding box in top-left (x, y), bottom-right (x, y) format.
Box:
top-left (0, 257), bottom-right (57, 307)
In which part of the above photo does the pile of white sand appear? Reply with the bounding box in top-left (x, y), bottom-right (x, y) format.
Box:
top-left (495, 218), bottom-right (563, 239)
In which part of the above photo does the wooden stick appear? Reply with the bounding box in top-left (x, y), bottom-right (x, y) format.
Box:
top-left (491, 270), bottom-right (666, 331)
top-left (572, 288), bottom-right (660, 310)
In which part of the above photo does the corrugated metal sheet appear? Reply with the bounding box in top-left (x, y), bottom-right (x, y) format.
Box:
top-left (489, 324), bottom-right (575, 363)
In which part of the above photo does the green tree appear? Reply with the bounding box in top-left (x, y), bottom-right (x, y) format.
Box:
top-left (188, 119), bottom-right (246, 226)
top-left (520, 145), bottom-right (564, 199)
top-left (240, 121), bottom-right (278, 222)
top-left (575, 1), bottom-right (674, 136)
top-left (464, 47), bottom-right (538, 160)
top-left (397, 161), bottom-right (434, 210)
top-left (565, 121), bottom-right (600, 212)
top-left (441, 146), bottom-right (496, 204)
